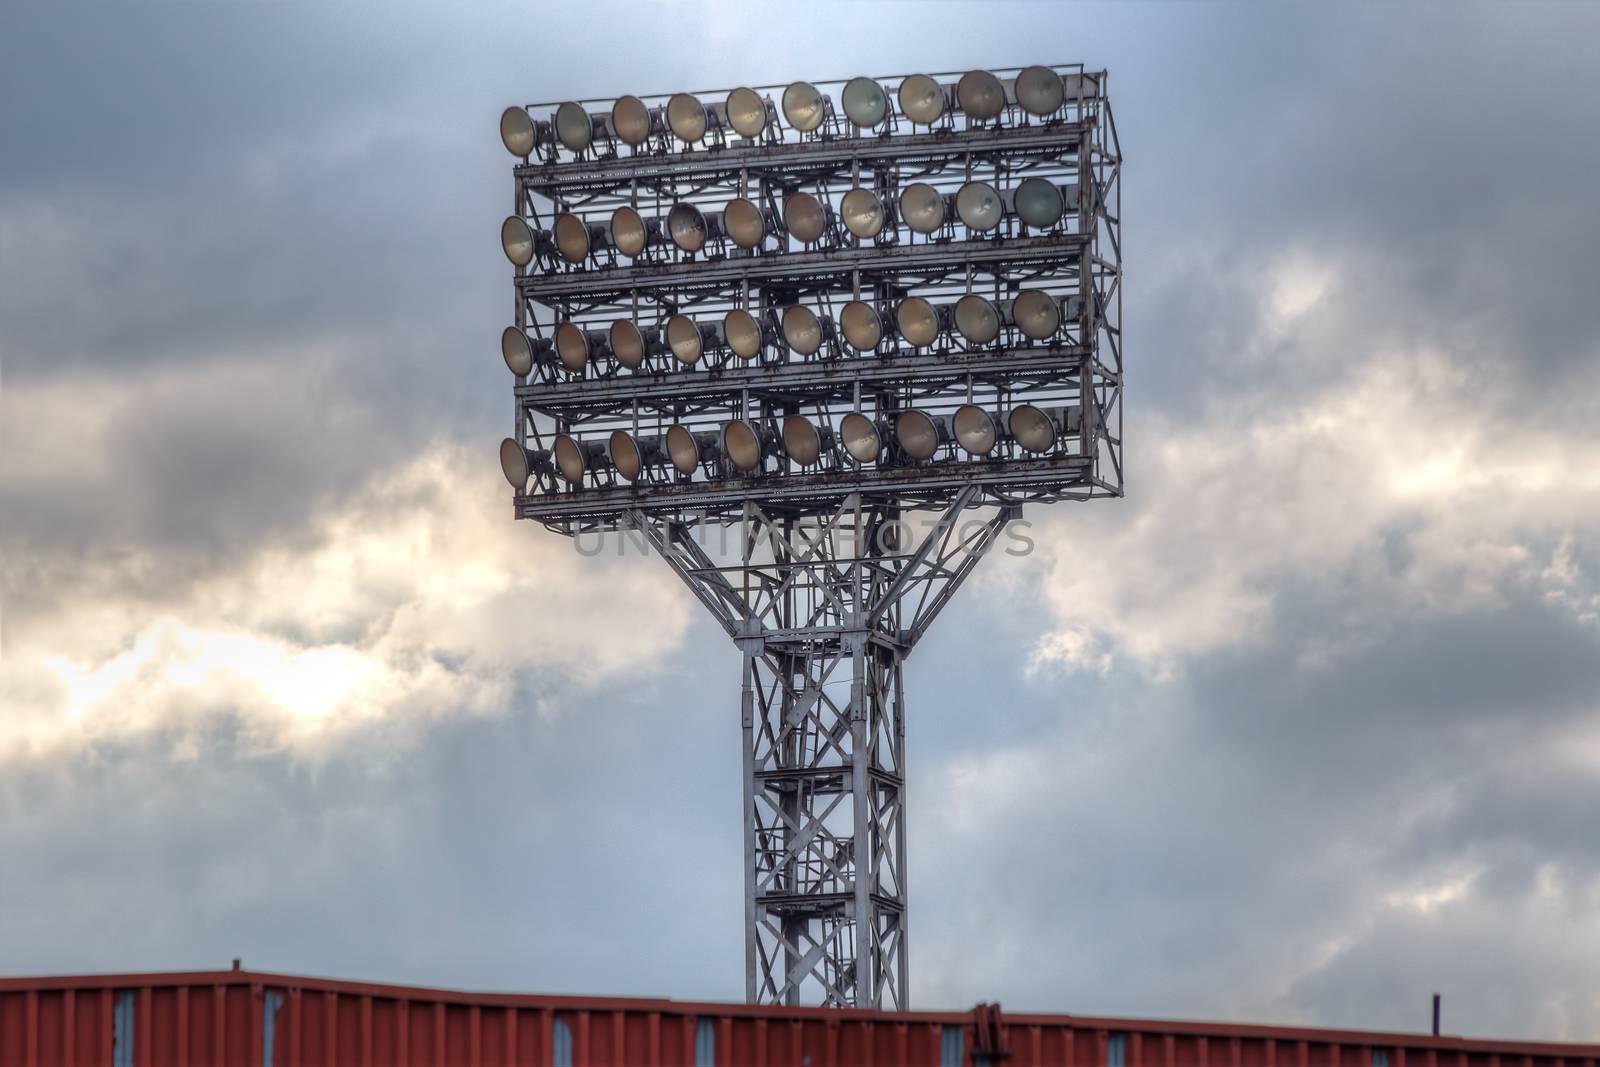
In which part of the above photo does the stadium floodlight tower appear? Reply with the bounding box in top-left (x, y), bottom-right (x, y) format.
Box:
top-left (497, 64), bottom-right (1122, 1010)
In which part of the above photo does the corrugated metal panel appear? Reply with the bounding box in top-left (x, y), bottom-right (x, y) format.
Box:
top-left (0, 970), bottom-right (1597, 1067)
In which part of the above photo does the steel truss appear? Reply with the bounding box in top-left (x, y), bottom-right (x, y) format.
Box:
top-left (630, 485), bottom-right (1013, 1008)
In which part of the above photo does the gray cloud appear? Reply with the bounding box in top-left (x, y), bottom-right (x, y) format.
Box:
top-left (3, 0), bottom-right (1600, 1045)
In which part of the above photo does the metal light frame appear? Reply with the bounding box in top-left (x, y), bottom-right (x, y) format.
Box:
top-left (500, 63), bottom-right (1122, 1011)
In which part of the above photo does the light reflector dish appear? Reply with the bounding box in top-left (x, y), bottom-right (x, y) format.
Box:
top-left (954, 294), bottom-right (1001, 345)
top-left (723, 419), bottom-right (763, 472)
top-left (667, 93), bottom-right (707, 143)
top-left (1016, 65), bottom-right (1065, 116)
top-left (1013, 289), bottom-right (1061, 340)
top-left (554, 101), bottom-right (591, 151)
top-left (782, 415), bottom-right (823, 466)
top-left (841, 413), bottom-right (881, 462)
top-left (956, 181), bottom-right (1003, 231)
top-left (500, 107), bottom-right (536, 156)
top-left (502, 326), bottom-right (534, 376)
top-left (841, 187), bottom-right (884, 239)
top-left (783, 192), bottom-right (826, 243)
top-left (1015, 178), bottom-right (1064, 229)
top-left (953, 404), bottom-right (997, 455)
top-left (896, 410), bottom-right (941, 461)
top-left (610, 206), bottom-right (649, 258)
top-left (554, 322), bottom-right (590, 373)
top-left (611, 95), bottom-right (651, 146)
top-left (725, 197), bottom-right (766, 249)
top-left (553, 434), bottom-right (586, 483)
top-left (782, 81), bottom-right (827, 132)
top-left (782, 306), bottom-right (823, 355)
top-left (666, 425), bottom-right (701, 474)
top-left (500, 438), bottom-right (531, 488)
top-left (610, 430), bottom-right (646, 482)
top-left (957, 70), bottom-right (1006, 120)
top-left (896, 297), bottom-right (940, 347)
top-left (899, 182), bottom-right (945, 234)
top-left (666, 314), bottom-right (704, 365)
top-left (840, 301), bottom-right (882, 351)
top-left (726, 87), bottom-right (767, 137)
top-left (609, 319), bottom-right (646, 369)
top-left (1009, 404), bottom-right (1057, 452)
top-left (501, 216), bottom-right (536, 266)
top-left (898, 74), bottom-right (945, 124)
top-left (842, 77), bottom-right (889, 128)
top-left (667, 203), bottom-right (708, 252)
top-left (552, 213), bottom-right (591, 263)
top-left (725, 309), bottom-right (762, 359)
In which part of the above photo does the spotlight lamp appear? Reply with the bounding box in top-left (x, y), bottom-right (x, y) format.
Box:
top-left (952, 404), bottom-right (997, 455)
top-left (955, 180), bottom-right (1003, 232)
top-left (667, 203), bottom-right (719, 253)
top-left (553, 212), bottom-right (608, 264)
top-left (499, 106), bottom-right (539, 157)
top-left (725, 86), bottom-right (770, 137)
top-left (609, 206), bottom-right (656, 258)
top-left (897, 74), bottom-right (946, 125)
top-left (956, 70), bottom-right (1006, 120)
top-left (667, 314), bottom-right (721, 366)
top-left (501, 326), bottom-right (550, 377)
top-left (666, 425), bottom-right (718, 475)
top-left (554, 101), bottom-right (593, 152)
top-left (781, 81), bottom-right (828, 132)
top-left (552, 433), bottom-right (608, 484)
top-left (610, 95), bottom-right (655, 146)
top-left (782, 192), bottom-right (829, 244)
top-left (554, 322), bottom-right (605, 373)
top-left (1007, 403), bottom-right (1057, 453)
top-left (609, 430), bottom-right (662, 482)
top-left (953, 294), bottom-right (1001, 345)
top-left (898, 182), bottom-right (947, 235)
top-left (781, 415), bottom-right (831, 467)
top-left (895, 297), bottom-right (943, 348)
top-left (1013, 177), bottom-right (1065, 229)
top-left (780, 305), bottom-right (827, 356)
top-left (500, 216), bottom-right (538, 266)
top-left (723, 309), bottom-right (766, 359)
top-left (499, 438), bottom-right (544, 489)
top-left (840, 412), bottom-right (884, 463)
top-left (724, 197), bottom-right (770, 249)
top-left (895, 410), bottom-right (944, 461)
top-left (840, 187), bottom-right (885, 239)
top-left (1012, 289), bottom-right (1063, 340)
top-left (722, 419), bottom-right (769, 472)
top-left (839, 300), bottom-right (883, 351)
top-left (842, 77), bottom-right (890, 129)
top-left (608, 319), bottom-right (651, 369)
top-left (1014, 65), bottom-right (1066, 116)
top-left (667, 93), bottom-right (709, 143)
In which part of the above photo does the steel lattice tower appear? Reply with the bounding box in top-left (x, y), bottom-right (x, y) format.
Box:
top-left (497, 64), bottom-right (1122, 1008)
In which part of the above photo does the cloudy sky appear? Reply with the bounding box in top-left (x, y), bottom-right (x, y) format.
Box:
top-left (4, 0), bottom-right (1600, 1044)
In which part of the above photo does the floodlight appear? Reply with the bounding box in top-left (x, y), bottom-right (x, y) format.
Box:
top-left (842, 77), bottom-right (889, 128)
top-left (502, 326), bottom-right (535, 376)
top-left (782, 415), bottom-right (826, 466)
top-left (840, 412), bottom-right (882, 462)
top-left (667, 314), bottom-right (710, 365)
top-left (1015, 65), bottom-right (1065, 116)
top-left (952, 404), bottom-right (997, 455)
top-left (782, 81), bottom-right (827, 132)
top-left (501, 216), bottom-right (537, 266)
top-left (957, 70), bottom-right (1006, 120)
top-left (609, 430), bottom-right (659, 482)
top-left (553, 433), bottom-right (603, 483)
top-left (1008, 404), bottom-right (1057, 452)
top-left (609, 319), bottom-right (647, 369)
top-left (895, 410), bottom-right (942, 460)
top-left (1014, 178), bottom-right (1064, 229)
top-left (610, 206), bottom-right (652, 258)
top-left (667, 203), bottom-right (711, 252)
top-left (840, 300), bottom-right (882, 351)
top-left (1013, 289), bottom-right (1061, 340)
top-left (611, 95), bottom-right (653, 146)
top-left (553, 213), bottom-right (602, 263)
top-left (841, 188), bottom-right (885, 239)
top-left (666, 424), bottom-right (713, 475)
top-left (724, 309), bottom-right (764, 359)
top-left (954, 295), bottom-right (1001, 345)
top-left (500, 106), bottom-right (536, 157)
top-left (725, 197), bottom-right (768, 249)
top-left (956, 181), bottom-right (1003, 231)
top-left (899, 182), bottom-right (946, 234)
top-left (898, 74), bottom-right (945, 124)
top-left (722, 419), bottom-right (766, 472)
top-left (781, 306), bottom-right (824, 355)
top-left (783, 192), bottom-right (827, 244)
top-left (667, 93), bottom-right (708, 143)
top-left (896, 297), bottom-right (941, 348)
top-left (725, 87), bottom-right (768, 137)
top-left (500, 437), bottom-right (533, 488)
top-left (554, 101), bottom-right (592, 152)
top-left (554, 322), bottom-right (595, 373)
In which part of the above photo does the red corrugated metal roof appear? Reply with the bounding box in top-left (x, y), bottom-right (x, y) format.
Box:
top-left (1, 969), bottom-right (1595, 1066)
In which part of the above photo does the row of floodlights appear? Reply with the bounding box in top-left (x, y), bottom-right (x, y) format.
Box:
top-left (503, 290), bottom-right (1075, 375)
top-left (501, 404), bottom-right (1081, 489)
top-left (501, 178), bottom-right (1075, 267)
top-left (500, 67), bottom-right (1077, 158)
